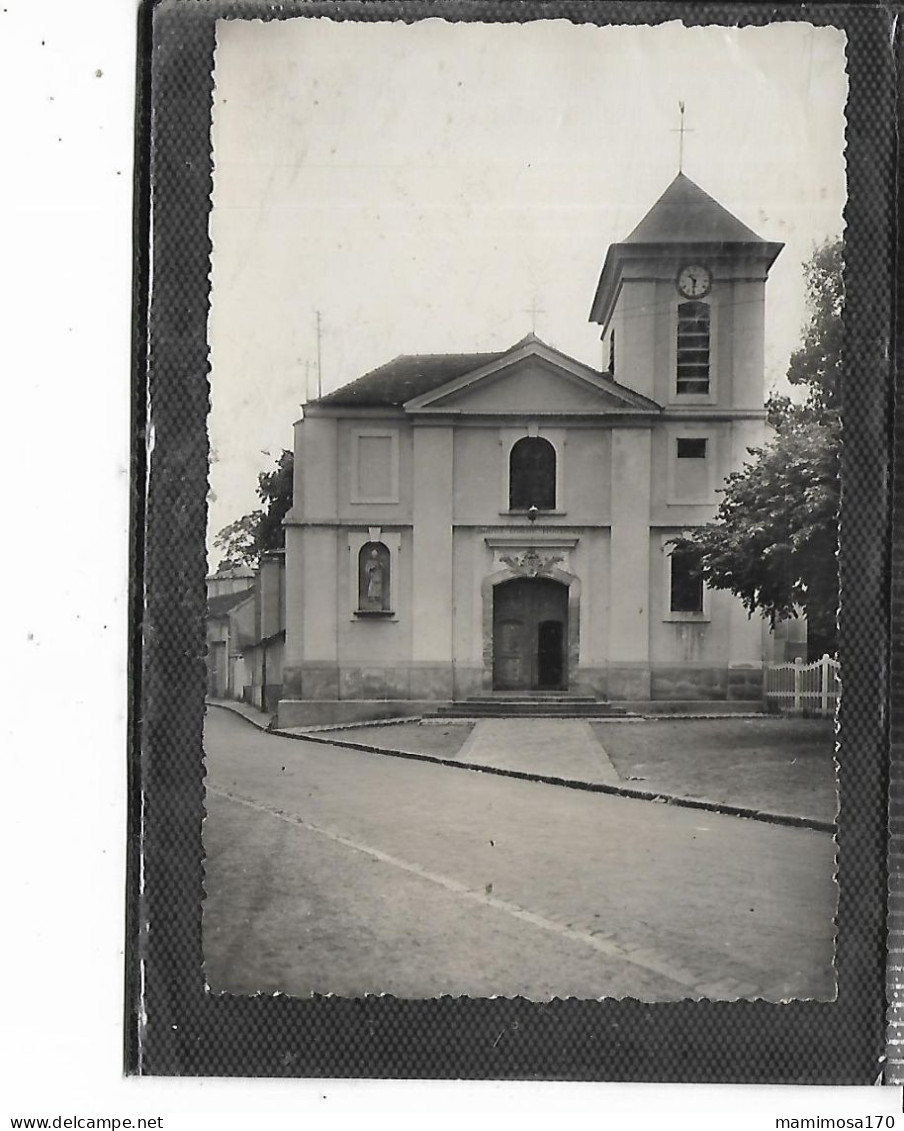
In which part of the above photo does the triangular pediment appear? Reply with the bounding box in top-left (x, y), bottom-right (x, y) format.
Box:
top-left (403, 338), bottom-right (660, 416)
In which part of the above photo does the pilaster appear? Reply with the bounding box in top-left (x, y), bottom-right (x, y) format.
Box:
top-left (299, 526), bottom-right (339, 699)
top-left (302, 416), bottom-right (338, 520)
top-left (727, 594), bottom-right (765, 699)
top-left (281, 521), bottom-right (305, 699)
top-left (411, 424), bottom-right (454, 684)
top-left (608, 427), bottom-right (652, 698)
top-left (728, 279), bottom-right (766, 410)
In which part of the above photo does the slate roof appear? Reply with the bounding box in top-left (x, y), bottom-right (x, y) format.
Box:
top-left (207, 588), bottom-right (254, 618)
top-left (314, 333), bottom-right (615, 409)
top-left (624, 172), bottom-right (767, 245)
top-left (315, 351), bottom-right (507, 408)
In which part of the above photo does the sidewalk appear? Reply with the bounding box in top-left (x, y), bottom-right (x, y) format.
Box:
top-left (207, 697), bottom-right (273, 730)
top-left (206, 700), bottom-right (835, 833)
top-left (454, 718), bottom-right (621, 785)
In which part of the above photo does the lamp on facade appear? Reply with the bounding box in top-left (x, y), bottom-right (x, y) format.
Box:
top-left (527, 505), bottom-right (539, 523)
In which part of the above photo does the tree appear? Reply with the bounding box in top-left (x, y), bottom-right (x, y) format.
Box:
top-left (786, 237), bottom-right (843, 413)
top-left (214, 449), bottom-right (293, 570)
top-left (672, 237), bottom-right (842, 659)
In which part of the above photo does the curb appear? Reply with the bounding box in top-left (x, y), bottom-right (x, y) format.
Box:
top-left (208, 705), bottom-right (837, 836)
top-left (206, 702), bottom-right (836, 835)
top-left (207, 699), bottom-right (273, 731)
top-left (294, 716), bottom-right (425, 733)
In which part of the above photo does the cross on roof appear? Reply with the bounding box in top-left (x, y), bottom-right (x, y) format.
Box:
top-left (670, 100), bottom-right (694, 173)
top-left (524, 298), bottom-right (545, 333)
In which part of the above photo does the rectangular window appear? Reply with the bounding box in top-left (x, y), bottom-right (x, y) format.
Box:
top-left (676, 301), bottom-right (710, 395)
top-left (608, 330), bottom-right (616, 376)
top-left (670, 547), bottom-right (704, 613)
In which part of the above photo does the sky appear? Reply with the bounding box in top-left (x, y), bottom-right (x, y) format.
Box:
top-left (207, 17), bottom-right (847, 562)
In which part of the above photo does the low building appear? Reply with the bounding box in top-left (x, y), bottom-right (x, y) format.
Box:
top-left (206, 564), bottom-right (255, 601)
top-left (206, 551), bottom-right (286, 712)
top-left (206, 586), bottom-right (254, 699)
top-left (240, 551), bottom-right (286, 713)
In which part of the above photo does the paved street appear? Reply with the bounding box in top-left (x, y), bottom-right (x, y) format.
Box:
top-left (203, 706), bottom-right (837, 1002)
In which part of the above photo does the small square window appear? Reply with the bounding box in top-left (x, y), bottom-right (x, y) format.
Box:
top-left (677, 437), bottom-right (707, 459)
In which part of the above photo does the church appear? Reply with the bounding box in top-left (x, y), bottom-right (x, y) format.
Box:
top-left (277, 173), bottom-right (785, 727)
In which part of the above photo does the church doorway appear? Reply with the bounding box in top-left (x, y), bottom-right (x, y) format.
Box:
top-left (492, 577), bottom-right (568, 691)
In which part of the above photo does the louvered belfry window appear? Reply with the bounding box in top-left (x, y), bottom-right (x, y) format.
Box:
top-left (676, 300), bottom-right (711, 395)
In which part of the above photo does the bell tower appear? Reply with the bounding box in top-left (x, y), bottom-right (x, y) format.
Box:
top-left (589, 173), bottom-right (783, 412)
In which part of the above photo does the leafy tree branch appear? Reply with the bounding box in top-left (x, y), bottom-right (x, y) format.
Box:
top-left (214, 449), bottom-right (293, 570)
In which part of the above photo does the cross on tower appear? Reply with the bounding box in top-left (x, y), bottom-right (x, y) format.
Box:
top-left (524, 298), bottom-right (545, 333)
top-left (670, 100), bottom-right (694, 173)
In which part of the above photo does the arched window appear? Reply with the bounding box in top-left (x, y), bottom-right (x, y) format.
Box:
top-left (357, 541), bottom-right (391, 613)
top-left (676, 300), bottom-right (711, 395)
top-left (509, 437), bottom-right (556, 510)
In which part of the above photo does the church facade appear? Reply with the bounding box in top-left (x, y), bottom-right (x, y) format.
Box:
top-left (277, 174), bottom-right (784, 726)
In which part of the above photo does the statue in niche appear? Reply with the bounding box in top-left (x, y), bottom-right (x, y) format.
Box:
top-left (358, 542), bottom-right (391, 612)
top-left (365, 551), bottom-right (384, 600)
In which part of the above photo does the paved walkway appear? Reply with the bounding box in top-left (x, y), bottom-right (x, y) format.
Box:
top-left (455, 719), bottom-right (621, 785)
top-left (206, 700), bottom-right (835, 832)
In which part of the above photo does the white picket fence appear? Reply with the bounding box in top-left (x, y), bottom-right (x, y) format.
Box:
top-left (763, 654), bottom-right (840, 717)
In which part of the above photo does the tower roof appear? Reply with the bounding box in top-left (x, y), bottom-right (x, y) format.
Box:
top-left (589, 173), bottom-right (783, 326)
top-left (624, 172), bottom-right (767, 245)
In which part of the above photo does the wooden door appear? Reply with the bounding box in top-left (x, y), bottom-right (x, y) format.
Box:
top-left (493, 578), bottom-right (568, 690)
top-left (538, 619), bottom-right (564, 688)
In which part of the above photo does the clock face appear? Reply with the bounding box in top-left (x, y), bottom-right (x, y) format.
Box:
top-left (676, 264), bottom-right (712, 299)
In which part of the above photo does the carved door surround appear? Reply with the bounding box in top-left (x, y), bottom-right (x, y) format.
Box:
top-left (482, 533), bottom-right (580, 692)
top-left (484, 531), bottom-right (578, 577)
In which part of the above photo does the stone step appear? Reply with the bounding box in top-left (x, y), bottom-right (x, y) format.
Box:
top-left (613, 700), bottom-right (767, 716)
top-left (465, 694), bottom-right (598, 704)
top-left (431, 702), bottom-right (628, 718)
